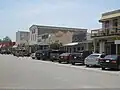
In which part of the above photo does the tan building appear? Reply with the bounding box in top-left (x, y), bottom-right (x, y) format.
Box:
top-left (29, 25), bottom-right (87, 45)
top-left (16, 31), bottom-right (29, 45)
top-left (91, 9), bottom-right (120, 54)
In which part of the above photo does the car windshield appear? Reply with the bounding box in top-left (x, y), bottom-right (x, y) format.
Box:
top-left (88, 55), bottom-right (100, 58)
top-left (104, 55), bottom-right (118, 59)
top-left (60, 53), bottom-right (70, 56)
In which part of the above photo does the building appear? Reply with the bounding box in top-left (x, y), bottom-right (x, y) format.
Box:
top-left (29, 25), bottom-right (87, 45)
top-left (61, 33), bottom-right (93, 53)
top-left (91, 9), bottom-right (120, 54)
top-left (16, 31), bottom-right (30, 45)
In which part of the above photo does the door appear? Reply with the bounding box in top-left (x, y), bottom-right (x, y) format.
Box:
top-left (111, 44), bottom-right (116, 54)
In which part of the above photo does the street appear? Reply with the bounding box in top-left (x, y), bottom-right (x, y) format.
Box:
top-left (0, 54), bottom-right (120, 89)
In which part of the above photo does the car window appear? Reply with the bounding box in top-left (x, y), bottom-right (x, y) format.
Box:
top-left (100, 55), bottom-right (106, 58)
top-left (104, 55), bottom-right (118, 60)
top-left (60, 53), bottom-right (70, 56)
top-left (88, 55), bottom-right (100, 58)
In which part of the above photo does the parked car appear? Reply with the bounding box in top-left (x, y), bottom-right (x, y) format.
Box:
top-left (35, 50), bottom-right (43, 60)
top-left (1, 50), bottom-right (7, 54)
top-left (58, 53), bottom-right (72, 63)
top-left (30, 53), bottom-right (36, 59)
top-left (50, 50), bottom-right (65, 62)
top-left (84, 53), bottom-right (106, 67)
top-left (99, 55), bottom-right (120, 70)
top-left (70, 53), bottom-right (83, 65)
top-left (71, 51), bottom-right (92, 65)
top-left (35, 50), bottom-right (50, 60)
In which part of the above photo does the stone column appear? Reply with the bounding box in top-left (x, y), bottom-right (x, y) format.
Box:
top-left (93, 40), bottom-right (96, 53)
top-left (99, 41), bottom-right (105, 54)
top-left (116, 44), bottom-right (118, 55)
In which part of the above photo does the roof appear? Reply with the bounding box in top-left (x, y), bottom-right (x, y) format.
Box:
top-left (100, 9), bottom-right (120, 21)
top-left (30, 25), bottom-right (87, 31)
top-left (63, 42), bottom-right (79, 46)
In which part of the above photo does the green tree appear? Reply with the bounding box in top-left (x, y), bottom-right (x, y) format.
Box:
top-left (0, 39), bottom-right (2, 42)
top-left (50, 41), bottom-right (62, 50)
top-left (2, 36), bottom-right (12, 43)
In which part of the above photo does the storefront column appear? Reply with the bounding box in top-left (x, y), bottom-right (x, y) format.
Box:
top-left (93, 40), bottom-right (96, 53)
top-left (86, 43), bottom-right (89, 51)
top-left (116, 44), bottom-right (118, 55)
top-left (100, 41), bottom-right (105, 54)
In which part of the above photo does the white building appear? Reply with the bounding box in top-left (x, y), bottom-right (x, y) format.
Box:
top-left (91, 9), bottom-right (120, 54)
top-left (16, 31), bottom-right (30, 45)
top-left (29, 25), bottom-right (87, 45)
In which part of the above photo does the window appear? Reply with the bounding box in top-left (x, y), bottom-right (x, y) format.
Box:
top-left (100, 55), bottom-right (106, 58)
top-left (77, 47), bottom-right (80, 50)
top-left (31, 36), bottom-right (32, 41)
top-left (74, 48), bottom-right (76, 52)
top-left (105, 21), bottom-right (109, 29)
top-left (104, 55), bottom-right (118, 59)
top-left (113, 19), bottom-right (118, 31)
top-left (81, 47), bottom-right (84, 50)
top-left (88, 55), bottom-right (99, 58)
top-left (35, 34), bottom-right (36, 41)
top-left (32, 29), bottom-right (35, 34)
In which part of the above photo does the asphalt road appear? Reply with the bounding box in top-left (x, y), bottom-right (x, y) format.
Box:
top-left (0, 54), bottom-right (120, 89)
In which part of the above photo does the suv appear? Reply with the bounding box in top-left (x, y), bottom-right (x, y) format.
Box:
top-left (70, 53), bottom-right (83, 65)
top-left (70, 51), bottom-right (92, 65)
top-left (50, 50), bottom-right (65, 62)
top-left (35, 50), bottom-right (50, 60)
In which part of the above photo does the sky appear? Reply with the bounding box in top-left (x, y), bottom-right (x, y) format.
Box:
top-left (0, 0), bottom-right (120, 41)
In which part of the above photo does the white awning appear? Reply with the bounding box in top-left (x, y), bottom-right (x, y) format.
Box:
top-left (63, 42), bottom-right (79, 46)
top-left (12, 45), bottom-right (17, 48)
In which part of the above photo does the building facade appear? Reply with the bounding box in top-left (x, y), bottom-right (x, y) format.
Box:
top-left (16, 31), bottom-right (30, 45)
top-left (61, 33), bottom-right (93, 53)
top-left (29, 25), bottom-right (87, 45)
top-left (91, 9), bottom-right (120, 54)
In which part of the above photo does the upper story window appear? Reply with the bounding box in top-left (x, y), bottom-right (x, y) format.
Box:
top-left (113, 19), bottom-right (118, 27)
top-left (104, 21), bottom-right (109, 29)
top-left (113, 19), bottom-right (118, 30)
top-left (42, 34), bottom-right (48, 39)
top-left (32, 29), bottom-right (35, 34)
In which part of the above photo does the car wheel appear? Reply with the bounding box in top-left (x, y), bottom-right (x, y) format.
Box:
top-left (71, 62), bottom-right (75, 65)
top-left (37, 58), bottom-right (40, 60)
top-left (86, 65), bottom-right (89, 67)
top-left (58, 61), bottom-right (61, 63)
top-left (32, 57), bottom-right (35, 59)
top-left (117, 65), bottom-right (120, 71)
top-left (51, 59), bottom-right (54, 62)
top-left (102, 67), bottom-right (105, 70)
top-left (67, 61), bottom-right (69, 64)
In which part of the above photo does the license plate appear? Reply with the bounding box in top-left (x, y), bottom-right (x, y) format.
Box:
top-left (106, 60), bottom-right (109, 62)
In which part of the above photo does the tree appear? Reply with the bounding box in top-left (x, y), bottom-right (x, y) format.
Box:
top-left (2, 36), bottom-right (12, 43)
top-left (50, 41), bottom-right (63, 50)
top-left (0, 39), bottom-right (2, 42)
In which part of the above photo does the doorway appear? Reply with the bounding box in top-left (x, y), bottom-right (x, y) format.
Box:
top-left (111, 44), bottom-right (116, 54)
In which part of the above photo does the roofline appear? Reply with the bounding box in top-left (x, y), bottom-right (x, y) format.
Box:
top-left (29, 25), bottom-right (87, 31)
top-left (102, 9), bottom-right (120, 16)
top-left (16, 31), bottom-right (29, 33)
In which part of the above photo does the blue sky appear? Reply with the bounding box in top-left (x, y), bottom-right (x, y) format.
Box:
top-left (0, 0), bottom-right (120, 41)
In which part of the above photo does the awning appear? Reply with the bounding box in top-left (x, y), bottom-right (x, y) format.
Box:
top-left (12, 45), bottom-right (17, 48)
top-left (63, 42), bottom-right (79, 46)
